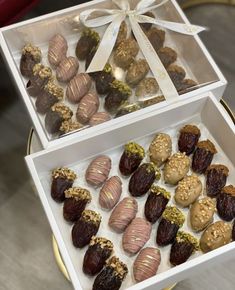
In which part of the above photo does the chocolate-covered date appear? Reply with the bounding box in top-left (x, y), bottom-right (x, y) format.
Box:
top-left (48, 34), bottom-right (68, 67)
top-left (56, 56), bottom-right (79, 83)
top-left (76, 92), bottom-right (99, 124)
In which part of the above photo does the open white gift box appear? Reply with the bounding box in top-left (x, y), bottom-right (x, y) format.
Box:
top-left (25, 92), bottom-right (235, 290)
top-left (0, 0), bottom-right (227, 148)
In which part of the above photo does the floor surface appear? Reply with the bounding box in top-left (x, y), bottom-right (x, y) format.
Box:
top-left (0, 1), bottom-right (234, 289)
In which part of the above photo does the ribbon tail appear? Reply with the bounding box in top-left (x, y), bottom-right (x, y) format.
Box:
top-left (129, 15), bottom-right (178, 101)
top-left (135, 15), bottom-right (206, 35)
top-left (86, 13), bottom-right (125, 73)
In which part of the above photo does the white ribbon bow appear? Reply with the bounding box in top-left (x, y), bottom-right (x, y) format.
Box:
top-left (79, 0), bottom-right (206, 101)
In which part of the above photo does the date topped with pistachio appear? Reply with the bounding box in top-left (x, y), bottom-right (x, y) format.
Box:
top-left (129, 163), bottom-right (161, 197)
top-left (157, 206), bottom-right (185, 246)
top-left (119, 142), bottom-right (145, 176)
top-left (76, 28), bottom-right (100, 60)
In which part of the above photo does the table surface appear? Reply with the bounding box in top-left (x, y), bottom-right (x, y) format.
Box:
top-left (0, 1), bottom-right (235, 290)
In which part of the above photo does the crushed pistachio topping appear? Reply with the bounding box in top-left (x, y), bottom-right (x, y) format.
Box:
top-left (207, 164), bottom-right (229, 176)
top-left (110, 80), bottom-right (132, 96)
top-left (176, 231), bottom-right (200, 251)
top-left (124, 142), bottom-right (145, 158)
top-left (82, 28), bottom-right (100, 43)
top-left (197, 140), bottom-right (217, 154)
top-left (103, 63), bottom-right (112, 74)
top-left (150, 185), bottom-right (171, 200)
top-left (163, 206), bottom-right (185, 227)
top-left (180, 124), bottom-right (201, 135)
top-left (60, 120), bottom-right (82, 133)
top-left (117, 103), bottom-right (141, 115)
top-left (45, 81), bottom-right (63, 100)
top-left (64, 187), bottom-right (91, 201)
top-left (107, 256), bottom-right (128, 280)
top-left (81, 210), bottom-right (101, 225)
top-left (51, 103), bottom-right (73, 120)
top-left (22, 43), bottom-right (41, 61)
top-left (90, 236), bottom-right (113, 250)
top-left (222, 185), bottom-right (235, 197)
top-left (52, 167), bottom-right (76, 181)
top-left (155, 167), bottom-right (161, 180)
top-left (177, 175), bottom-right (201, 201)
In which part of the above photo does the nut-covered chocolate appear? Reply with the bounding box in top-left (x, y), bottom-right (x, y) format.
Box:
top-left (133, 247), bottom-right (161, 282)
top-left (45, 103), bottom-right (73, 134)
top-left (129, 163), bottom-right (160, 197)
top-left (149, 133), bottom-right (172, 167)
top-left (114, 38), bottom-right (139, 69)
top-left (59, 119), bottom-right (83, 135)
top-left (167, 64), bottom-right (186, 90)
top-left (89, 112), bottom-right (111, 126)
top-left (26, 64), bottom-right (52, 97)
top-left (206, 164), bottom-right (229, 197)
top-left (63, 187), bottom-right (91, 222)
top-left (164, 152), bottom-right (190, 185)
top-left (170, 231), bottom-right (199, 266)
top-left (85, 155), bottom-right (111, 187)
top-left (20, 44), bottom-right (42, 77)
top-left (115, 21), bottom-right (128, 47)
top-left (156, 206), bottom-right (185, 246)
top-left (72, 210), bottom-right (101, 248)
top-left (119, 142), bottom-right (145, 176)
top-left (158, 47), bottom-right (177, 68)
top-left (99, 176), bottom-right (122, 210)
top-left (35, 81), bottom-right (63, 114)
top-left (109, 197), bottom-right (138, 233)
top-left (92, 256), bottom-right (128, 290)
top-left (122, 217), bottom-right (152, 254)
top-left (192, 139), bottom-right (217, 174)
top-left (126, 59), bottom-right (149, 87)
top-left (104, 80), bottom-right (132, 114)
top-left (48, 34), bottom-right (68, 67)
top-left (174, 175), bottom-right (202, 207)
top-left (178, 79), bottom-right (198, 94)
top-left (140, 95), bottom-right (165, 108)
top-left (76, 28), bottom-right (100, 60)
top-left (115, 103), bottom-right (140, 118)
top-left (56, 56), bottom-right (79, 83)
top-left (178, 124), bottom-right (201, 155)
top-left (51, 167), bottom-right (76, 202)
top-left (76, 92), bottom-right (100, 124)
top-left (83, 237), bottom-right (113, 276)
top-left (95, 64), bottom-right (115, 95)
top-left (66, 73), bottom-right (92, 103)
top-left (146, 27), bottom-right (165, 52)
top-left (135, 77), bottom-right (159, 98)
top-left (200, 221), bottom-right (232, 253)
top-left (217, 185), bottom-right (235, 221)
top-left (190, 197), bottom-right (216, 232)
top-left (145, 185), bottom-right (171, 223)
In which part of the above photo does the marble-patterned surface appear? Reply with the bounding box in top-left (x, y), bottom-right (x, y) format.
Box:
top-left (0, 1), bottom-right (234, 290)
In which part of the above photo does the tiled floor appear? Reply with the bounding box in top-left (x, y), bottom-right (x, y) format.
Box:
top-left (0, 1), bottom-right (234, 290)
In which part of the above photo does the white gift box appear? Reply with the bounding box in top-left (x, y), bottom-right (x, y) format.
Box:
top-left (0, 0), bottom-right (227, 148)
top-left (25, 92), bottom-right (235, 290)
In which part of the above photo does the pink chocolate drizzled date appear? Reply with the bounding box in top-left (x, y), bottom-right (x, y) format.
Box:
top-left (48, 34), bottom-right (68, 67)
top-left (66, 73), bottom-right (92, 103)
top-left (85, 155), bottom-right (111, 187)
top-left (109, 197), bottom-right (138, 233)
top-left (76, 92), bottom-right (100, 124)
top-left (56, 56), bottom-right (79, 83)
top-left (99, 176), bottom-right (122, 210)
top-left (89, 112), bottom-right (111, 126)
top-left (133, 247), bottom-right (161, 282)
top-left (122, 217), bottom-right (152, 254)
